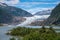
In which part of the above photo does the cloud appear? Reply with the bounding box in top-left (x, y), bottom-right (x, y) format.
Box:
top-left (14, 2), bottom-right (57, 14)
top-left (0, 0), bottom-right (20, 5)
top-left (15, 1), bottom-right (60, 9)
top-left (15, 1), bottom-right (59, 14)
top-left (0, 0), bottom-right (5, 2)
top-left (14, 1), bottom-right (59, 10)
top-left (16, 2), bottom-right (59, 7)
top-left (20, 2), bottom-right (60, 4)
top-left (20, 0), bottom-right (60, 2)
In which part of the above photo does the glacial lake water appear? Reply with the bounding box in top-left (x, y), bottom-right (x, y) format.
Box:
top-left (0, 25), bottom-right (60, 40)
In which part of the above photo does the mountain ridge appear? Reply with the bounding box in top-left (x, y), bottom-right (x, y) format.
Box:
top-left (44, 3), bottom-right (60, 25)
top-left (0, 2), bottom-right (33, 25)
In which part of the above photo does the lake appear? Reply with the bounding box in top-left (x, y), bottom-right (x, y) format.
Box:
top-left (0, 25), bottom-right (60, 40)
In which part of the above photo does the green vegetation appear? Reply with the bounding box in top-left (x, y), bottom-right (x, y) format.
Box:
top-left (23, 26), bottom-right (57, 40)
top-left (10, 37), bottom-right (16, 40)
top-left (8, 27), bottom-right (39, 36)
top-left (8, 26), bottom-right (60, 40)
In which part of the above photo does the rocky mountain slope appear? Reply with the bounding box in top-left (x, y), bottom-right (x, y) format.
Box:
top-left (0, 2), bottom-right (32, 25)
top-left (44, 3), bottom-right (60, 25)
top-left (0, 2), bottom-right (33, 17)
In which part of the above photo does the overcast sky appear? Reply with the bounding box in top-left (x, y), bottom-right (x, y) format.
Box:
top-left (0, 0), bottom-right (60, 14)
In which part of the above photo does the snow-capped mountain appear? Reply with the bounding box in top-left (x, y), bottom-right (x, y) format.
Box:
top-left (34, 9), bottom-right (52, 15)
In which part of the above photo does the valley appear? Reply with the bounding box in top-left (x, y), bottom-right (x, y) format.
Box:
top-left (0, 1), bottom-right (60, 40)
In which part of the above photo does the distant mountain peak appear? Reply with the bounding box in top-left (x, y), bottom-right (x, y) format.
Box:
top-left (34, 9), bottom-right (52, 15)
